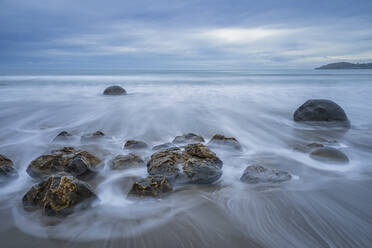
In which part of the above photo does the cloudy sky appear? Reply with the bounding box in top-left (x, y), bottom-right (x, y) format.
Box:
top-left (1, 0), bottom-right (372, 70)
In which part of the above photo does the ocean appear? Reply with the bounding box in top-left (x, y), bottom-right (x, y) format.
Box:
top-left (0, 69), bottom-right (372, 247)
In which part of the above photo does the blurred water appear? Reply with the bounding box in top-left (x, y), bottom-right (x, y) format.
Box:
top-left (0, 70), bottom-right (372, 248)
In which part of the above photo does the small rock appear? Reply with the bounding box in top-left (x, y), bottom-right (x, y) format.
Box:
top-left (23, 173), bottom-right (97, 216)
top-left (103, 85), bottom-right (127, 95)
top-left (128, 175), bottom-right (173, 198)
top-left (111, 154), bottom-right (145, 170)
top-left (172, 133), bottom-right (204, 144)
top-left (240, 165), bottom-right (291, 184)
top-left (310, 147), bottom-right (349, 163)
top-left (0, 154), bottom-right (18, 179)
top-left (27, 147), bottom-right (102, 180)
top-left (152, 142), bottom-right (177, 151)
top-left (53, 131), bottom-right (72, 142)
top-left (208, 134), bottom-right (242, 150)
top-left (294, 142), bottom-right (324, 153)
top-left (124, 140), bottom-right (148, 150)
top-left (294, 99), bottom-right (350, 127)
top-left (81, 131), bottom-right (105, 143)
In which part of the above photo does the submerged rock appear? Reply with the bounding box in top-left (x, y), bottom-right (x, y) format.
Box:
top-left (103, 85), bottom-right (127, 95)
top-left (147, 143), bottom-right (223, 184)
top-left (152, 142), bottom-right (177, 151)
top-left (111, 153), bottom-right (145, 170)
top-left (240, 165), bottom-right (291, 184)
top-left (128, 175), bottom-right (173, 198)
top-left (208, 134), bottom-right (242, 150)
top-left (53, 131), bottom-right (72, 142)
top-left (310, 147), bottom-right (349, 163)
top-left (27, 147), bottom-right (102, 180)
top-left (81, 131), bottom-right (105, 143)
top-left (294, 142), bottom-right (325, 153)
top-left (294, 99), bottom-right (349, 127)
top-left (172, 133), bottom-right (204, 144)
top-left (23, 173), bottom-right (97, 216)
top-left (124, 140), bottom-right (148, 150)
top-left (0, 154), bottom-right (18, 179)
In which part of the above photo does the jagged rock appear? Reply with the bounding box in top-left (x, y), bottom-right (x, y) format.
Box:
top-left (294, 99), bottom-right (350, 127)
top-left (208, 134), bottom-right (242, 150)
top-left (152, 142), bottom-right (177, 151)
top-left (124, 140), bottom-right (148, 150)
top-left (81, 131), bottom-right (105, 143)
top-left (53, 131), bottom-right (72, 142)
top-left (103, 85), bottom-right (127, 95)
top-left (23, 173), bottom-right (97, 216)
top-left (111, 153), bottom-right (145, 170)
top-left (128, 175), bottom-right (172, 198)
top-left (0, 154), bottom-right (18, 179)
top-left (27, 147), bottom-right (101, 180)
top-left (172, 133), bottom-right (204, 144)
top-left (147, 143), bottom-right (223, 184)
top-left (240, 165), bottom-right (291, 184)
top-left (310, 147), bottom-right (349, 163)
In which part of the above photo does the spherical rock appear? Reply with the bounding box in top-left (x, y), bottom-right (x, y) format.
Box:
top-left (294, 99), bottom-right (349, 127)
top-left (23, 173), bottom-right (97, 216)
top-left (103, 85), bottom-right (127, 95)
top-left (310, 147), bottom-right (349, 163)
top-left (240, 165), bottom-right (291, 184)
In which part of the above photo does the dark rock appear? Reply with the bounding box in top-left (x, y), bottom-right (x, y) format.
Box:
top-left (0, 154), bottom-right (18, 179)
top-left (152, 142), bottom-right (177, 151)
top-left (124, 140), bottom-right (148, 150)
top-left (310, 147), bottom-right (349, 163)
top-left (103, 85), bottom-right (127, 95)
top-left (147, 143), bottom-right (223, 184)
top-left (208, 134), bottom-right (242, 150)
top-left (294, 99), bottom-right (349, 127)
top-left (27, 147), bottom-right (102, 180)
top-left (240, 165), bottom-right (291, 184)
top-left (127, 175), bottom-right (172, 198)
top-left (172, 133), bottom-right (204, 144)
top-left (53, 131), bottom-right (72, 142)
top-left (23, 173), bottom-right (97, 216)
top-left (111, 154), bottom-right (145, 170)
top-left (81, 131), bottom-right (105, 143)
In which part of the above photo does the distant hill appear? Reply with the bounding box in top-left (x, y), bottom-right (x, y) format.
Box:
top-left (315, 62), bottom-right (372, 70)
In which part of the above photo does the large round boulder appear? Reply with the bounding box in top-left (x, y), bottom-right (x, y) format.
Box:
top-left (103, 85), bottom-right (127, 95)
top-left (310, 147), bottom-right (349, 163)
top-left (293, 99), bottom-right (349, 127)
top-left (240, 165), bottom-right (291, 184)
top-left (23, 173), bottom-right (97, 216)
top-left (128, 175), bottom-right (173, 198)
top-left (27, 147), bottom-right (101, 180)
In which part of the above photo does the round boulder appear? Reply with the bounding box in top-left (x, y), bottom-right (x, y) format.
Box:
top-left (53, 131), bottom-right (72, 142)
top-left (310, 147), bottom-right (349, 163)
top-left (208, 134), bottom-right (242, 150)
top-left (23, 173), bottom-right (97, 216)
top-left (81, 131), bottom-right (105, 143)
top-left (172, 133), bottom-right (205, 145)
top-left (124, 140), bottom-right (148, 150)
top-left (128, 175), bottom-right (173, 198)
top-left (111, 153), bottom-right (145, 170)
top-left (294, 99), bottom-right (349, 127)
top-left (240, 165), bottom-right (291, 184)
top-left (103, 85), bottom-right (127, 95)
top-left (0, 154), bottom-right (18, 181)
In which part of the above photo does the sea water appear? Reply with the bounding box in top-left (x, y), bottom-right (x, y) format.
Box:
top-left (0, 70), bottom-right (371, 247)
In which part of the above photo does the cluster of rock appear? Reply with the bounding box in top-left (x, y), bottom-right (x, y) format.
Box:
top-left (0, 97), bottom-right (352, 217)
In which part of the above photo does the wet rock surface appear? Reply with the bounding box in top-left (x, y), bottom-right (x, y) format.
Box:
top-left (81, 131), bottom-right (105, 143)
top-left (310, 147), bottom-right (349, 163)
top-left (152, 142), bottom-right (177, 151)
top-left (53, 131), bottom-right (73, 142)
top-left (27, 147), bottom-right (102, 180)
top-left (208, 134), bottom-right (242, 150)
top-left (294, 99), bottom-right (349, 127)
top-left (172, 133), bottom-right (205, 144)
top-left (240, 165), bottom-right (292, 184)
top-left (111, 153), bottom-right (145, 170)
top-left (128, 175), bottom-right (173, 198)
top-left (0, 154), bottom-right (18, 179)
top-left (147, 144), bottom-right (223, 184)
top-left (103, 85), bottom-right (127, 95)
top-left (124, 140), bottom-right (148, 150)
top-left (23, 173), bottom-right (97, 216)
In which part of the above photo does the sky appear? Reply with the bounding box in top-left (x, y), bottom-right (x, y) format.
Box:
top-left (1, 0), bottom-right (372, 70)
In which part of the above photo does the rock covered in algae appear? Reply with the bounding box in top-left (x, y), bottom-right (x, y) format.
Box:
top-left (128, 175), bottom-right (173, 198)
top-left (110, 153), bottom-right (145, 170)
top-left (208, 134), bottom-right (242, 150)
top-left (23, 173), bottom-right (97, 216)
top-left (0, 154), bottom-right (18, 180)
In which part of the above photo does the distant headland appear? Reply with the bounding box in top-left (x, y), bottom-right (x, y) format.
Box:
top-left (315, 62), bottom-right (372, 70)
